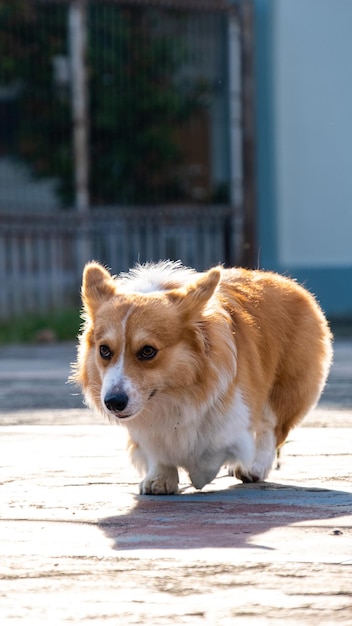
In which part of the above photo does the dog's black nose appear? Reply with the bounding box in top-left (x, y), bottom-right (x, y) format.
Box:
top-left (104, 391), bottom-right (129, 413)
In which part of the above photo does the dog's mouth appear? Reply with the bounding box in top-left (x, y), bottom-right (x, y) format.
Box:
top-left (103, 388), bottom-right (157, 421)
top-left (108, 411), bottom-right (136, 422)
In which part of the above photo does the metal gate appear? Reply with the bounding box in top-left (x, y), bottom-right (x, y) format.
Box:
top-left (0, 0), bottom-right (256, 318)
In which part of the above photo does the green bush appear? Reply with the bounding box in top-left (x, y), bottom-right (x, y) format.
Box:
top-left (0, 309), bottom-right (81, 344)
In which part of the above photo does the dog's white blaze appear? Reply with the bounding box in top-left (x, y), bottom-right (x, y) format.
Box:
top-left (100, 307), bottom-right (134, 411)
top-left (101, 354), bottom-right (124, 399)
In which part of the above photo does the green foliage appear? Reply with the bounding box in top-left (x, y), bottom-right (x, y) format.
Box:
top-left (0, 1), bottom-right (72, 200)
top-left (0, 308), bottom-right (81, 344)
top-left (0, 2), bottom-right (208, 205)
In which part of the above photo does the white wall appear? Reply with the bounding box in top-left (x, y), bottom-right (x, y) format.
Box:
top-left (273, 0), bottom-right (352, 268)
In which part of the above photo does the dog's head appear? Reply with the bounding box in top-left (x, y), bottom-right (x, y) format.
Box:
top-left (77, 261), bottom-right (221, 421)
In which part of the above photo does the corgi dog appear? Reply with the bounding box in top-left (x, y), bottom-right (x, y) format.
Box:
top-left (72, 260), bottom-right (332, 495)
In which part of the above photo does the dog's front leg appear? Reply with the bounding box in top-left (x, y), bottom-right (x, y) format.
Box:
top-left (140, 465), bottom-right (179, 495)
top-left (188, 454), bottom-right (224, 490)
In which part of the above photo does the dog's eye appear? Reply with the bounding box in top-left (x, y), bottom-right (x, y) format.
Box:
top-left (137, 345), bottom-right (158, 361)
top-left (99, 344), bottom-right (112, 360)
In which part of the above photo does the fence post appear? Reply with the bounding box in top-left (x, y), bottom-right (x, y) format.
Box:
top-left (238, 0), bottom-right (257, 268)
top-left (68, 0), bottom-right (89, 214)
top-left (227, 7), bottom-right (244, 266)
top-left (68, 0), bottom-right (92, 276)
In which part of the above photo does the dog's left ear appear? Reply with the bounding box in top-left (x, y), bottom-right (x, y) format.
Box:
top-left (168, 268), bottom-right (221, 317)
top-left (81, 261), bottom-right (116, 316)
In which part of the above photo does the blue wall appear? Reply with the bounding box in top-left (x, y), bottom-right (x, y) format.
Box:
top-left (254, 0), bottom-right (352, 318)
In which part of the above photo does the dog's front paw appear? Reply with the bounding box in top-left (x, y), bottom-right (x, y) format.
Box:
top-left (234, 451), bottom-right (275, 484)
top-left (140, 465), bottom-right (179, 495)
top-left (235, 468), bottom-right (260, 483)
top-left (227, 464), bottom-right (259, 482)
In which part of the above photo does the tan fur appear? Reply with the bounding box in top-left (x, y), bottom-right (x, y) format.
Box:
top-left (72, 261), bottom-right (333, 494)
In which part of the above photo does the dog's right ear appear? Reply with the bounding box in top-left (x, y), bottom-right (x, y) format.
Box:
top-left (167, 268), bottom-right (221, 319)
top-left (81, 262), bottom-right (116, 316)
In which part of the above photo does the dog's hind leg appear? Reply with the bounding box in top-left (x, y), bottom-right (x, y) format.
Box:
top-left (235, 405), bottom-right (276, 483)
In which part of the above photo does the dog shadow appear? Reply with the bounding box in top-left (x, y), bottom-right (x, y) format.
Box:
top-left (98, 480), bottom-right (352, 551)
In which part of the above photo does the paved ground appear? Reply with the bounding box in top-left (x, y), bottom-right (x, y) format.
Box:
top-left (1, 339), bottom-right (352, 624)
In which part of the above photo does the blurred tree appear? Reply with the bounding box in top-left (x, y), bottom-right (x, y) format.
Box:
top-left (0, 1), bottom-right (72, 201)
top-left (0, 1), bottom-right (208, 206)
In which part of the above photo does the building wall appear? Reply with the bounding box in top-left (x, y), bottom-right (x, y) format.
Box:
top-left (255, 0), bottom-right (352, 317)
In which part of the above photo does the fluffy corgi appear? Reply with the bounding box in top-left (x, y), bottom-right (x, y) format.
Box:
top-left (72, 260), bottom-right (333, 495)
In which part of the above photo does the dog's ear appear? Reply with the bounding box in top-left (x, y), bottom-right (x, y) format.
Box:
top-left (168, 268), bottom-right (221, 317)
top-left (81, 262), bottom-right (116, 316)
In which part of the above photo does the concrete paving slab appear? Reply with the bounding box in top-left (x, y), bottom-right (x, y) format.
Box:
top-left (0, 343), bottom-right (80, 411)
top-left (0, 340), bottom-right (352, 624)
top-left (1, 422), bottom-right (352, 624)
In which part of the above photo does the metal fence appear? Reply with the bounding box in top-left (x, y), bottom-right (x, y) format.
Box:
top-left (0, 0), bottom-right (256, 319)
top-left (0, 205), bottom-right (235, 319)
top-left (0, 0), bottom-right (242, 210)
